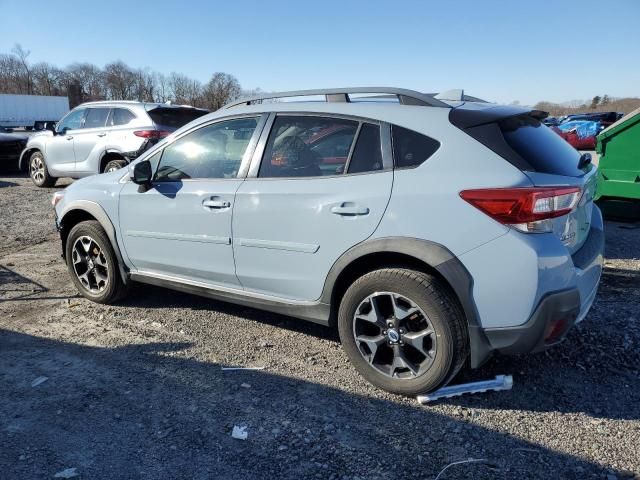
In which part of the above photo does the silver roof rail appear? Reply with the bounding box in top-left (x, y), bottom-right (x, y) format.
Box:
top-left (224, 87), bottom-right (451, 109)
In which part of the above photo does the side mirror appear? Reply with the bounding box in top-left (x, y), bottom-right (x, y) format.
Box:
top-left (46, 122), bottom-right (57, 133)
top-left (132, 160), bottom-right (153, 187)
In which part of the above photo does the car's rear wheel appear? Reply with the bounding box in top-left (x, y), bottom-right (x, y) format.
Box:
top-left (29, 151), bottom-right (57, 188)
top-left (65, 220), bottom-right (127, 304)
top-left (103, 159), bottom-right (127, 173)
top-left (338, 268), bottom-right (468, 396)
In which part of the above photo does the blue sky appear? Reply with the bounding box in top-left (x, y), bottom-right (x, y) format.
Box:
top-left (1, 0), bottom-right (638, 105)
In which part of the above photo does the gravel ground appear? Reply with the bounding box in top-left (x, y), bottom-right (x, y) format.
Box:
top-left (0, 172), bottom-right (639, 480)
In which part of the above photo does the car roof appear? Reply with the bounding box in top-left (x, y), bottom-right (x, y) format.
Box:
top-left (77, 100), bottom-right (205, 111)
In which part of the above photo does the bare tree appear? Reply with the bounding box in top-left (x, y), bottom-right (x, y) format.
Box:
top-left (104, 61), bottom-right (136, 100)
top-left (0, 53), bottom-right (24, 93)
top-left (64, 62), bottom-right (105, 104)
top-left (31, 62), bottom-right (65, 96)
top-left (0, 45), bottom-right (256, 111)
top-left (12, 44), bottom-right (33, 94)
top-left (169, 72), bottom-right (202, 105)
top-left (201, 72), bottom-right (241, 111)
top-left (154, 72), bottom-right (170, 103)
top-left (133, 68), bottom-right (155, 102)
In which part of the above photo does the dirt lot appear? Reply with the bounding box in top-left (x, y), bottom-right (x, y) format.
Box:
top-left (1, 172), bottom-right (639, 479)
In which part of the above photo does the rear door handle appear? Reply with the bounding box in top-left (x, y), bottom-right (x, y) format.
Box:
top-left (66, 135), bottom-right (73, 140)
top-left (97, 132), bottom-right (107, 137)
top-left (331, 203), bottom-right (370, 216)
top-left (202, 197), bottom-right (231, 209)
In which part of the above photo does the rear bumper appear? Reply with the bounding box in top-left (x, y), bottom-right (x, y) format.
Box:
top-left (481, 208), bottom-right (604, 356)
top-left (483, 288), bottom-right (580, 354)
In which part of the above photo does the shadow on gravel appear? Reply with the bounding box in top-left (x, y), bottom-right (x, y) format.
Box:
top-left (0, 179), bottom-right (18, 188)
top-left (115, 274), bottom-right (640, 425)
top-left (0, 170), bottom-right (28, 179)
top-left (121, 283), bottom-right (338, 342)
top-left (0, 265), bottom-right (74, 303)
top-left (0, 329), bottom-right (628, 480)
top-left (604, 220), bottom-right (640, 261)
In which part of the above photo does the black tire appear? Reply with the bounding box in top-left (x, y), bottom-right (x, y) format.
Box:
top-left (103, 159), bottom-right (127, 173)
top-left (65, 220), bottom-right (128, 304)
top-left (338, 268), bottom-right (469, 396)
top-left (29, 151), bottom-right (57, 188)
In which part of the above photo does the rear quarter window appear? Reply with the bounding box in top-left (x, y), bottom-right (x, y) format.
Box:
top-left (391, 125), bottom-right (440, 168)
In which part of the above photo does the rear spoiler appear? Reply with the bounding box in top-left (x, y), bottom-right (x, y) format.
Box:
top-left (450, 105), bottom-right (549, 129)
top-left (144, 103), bottom-right (209, 114)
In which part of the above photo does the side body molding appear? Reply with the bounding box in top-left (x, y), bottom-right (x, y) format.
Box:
top-left (58, 200), bottom-right (129, 283)
top-left (320, 237), bottom-right (492, 368)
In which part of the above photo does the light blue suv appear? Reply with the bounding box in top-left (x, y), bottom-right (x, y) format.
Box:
top-left (53, 88), bottom-right (604, 395)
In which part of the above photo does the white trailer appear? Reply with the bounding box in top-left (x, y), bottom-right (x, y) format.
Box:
top-left (0, 94), bottom-right (70, 130)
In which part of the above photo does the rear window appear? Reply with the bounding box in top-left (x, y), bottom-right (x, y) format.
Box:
top-left (499, 116), bottom-right (583, 177)
top-left (147, 107), bottom-right (208, 130)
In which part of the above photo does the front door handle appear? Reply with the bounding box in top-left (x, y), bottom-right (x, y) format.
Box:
top-left (97, 132), bottom-right (107, 137)
top-left (202, 197), bottom-right (231, 209)
top-left (66, 135), bottom-right (73, 140)
top-left (331, 203), bottom-right (370, 216)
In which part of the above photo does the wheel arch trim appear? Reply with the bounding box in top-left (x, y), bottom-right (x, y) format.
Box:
top-left (58, 200), bottom-right (129, 283)
top-left (321, 236), bottom-right (493, 368)
top-left (99, 149), bottom-right (128, 172)
top-left (19, 147), bottom-right (42, 171)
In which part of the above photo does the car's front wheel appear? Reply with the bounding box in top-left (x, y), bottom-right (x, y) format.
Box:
top-left (65, 220), bottom-right (127, 304)
top-left (338, 268), bottom-right (468, 396)
top-left (29, 151), bottom-right (57, 188)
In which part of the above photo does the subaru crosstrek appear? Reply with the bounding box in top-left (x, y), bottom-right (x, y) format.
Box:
top-left (52, 88), bottom-right (604, 395)
top-left (22, 100), bottom-right (208, 187)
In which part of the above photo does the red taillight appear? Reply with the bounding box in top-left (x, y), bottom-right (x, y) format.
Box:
top-left (459, 187), bottom-right (582, 225)
top-left (133, 130), bottom-right (171, 139)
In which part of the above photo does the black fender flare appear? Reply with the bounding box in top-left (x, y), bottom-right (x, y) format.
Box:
top-left (19, 147), bottom-right (40, 171)
top-left (58, 200), bottom-right (129, 284)
top-left (320, 237), bottom-right (492, 368)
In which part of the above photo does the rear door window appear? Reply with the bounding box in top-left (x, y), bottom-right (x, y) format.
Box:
top-left (347, 123), bottom-right (383, 174)
top-left (259, 116), bottom-right (358, 178)
top-left (83, 108), bottom-right (110, 129)
top-left (147, 107), bottom-right (208, 130)
top-left (391, 125), bottom-right (440, 168)
top-left (109, 108), bottom-right (136, 126)
top-left (500, 116), bottom-right (582, 177)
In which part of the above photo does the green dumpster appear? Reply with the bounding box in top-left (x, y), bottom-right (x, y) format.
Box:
top-left (595, 107), bottom-right (640, 201)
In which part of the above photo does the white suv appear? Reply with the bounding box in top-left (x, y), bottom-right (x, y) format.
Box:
top-left (21, 100), bottom-right (207, 187)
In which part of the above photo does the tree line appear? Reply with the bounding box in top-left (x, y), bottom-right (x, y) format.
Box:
top-left (0, 44), bottom-right (254, 111)
top-left (534, 94), bottom-right (640, 117)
